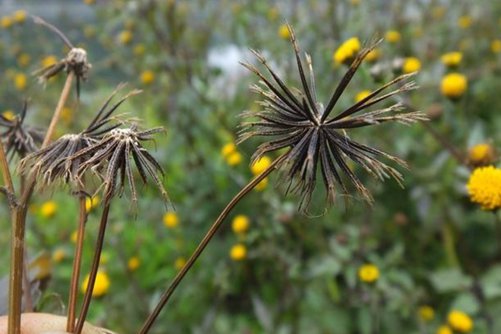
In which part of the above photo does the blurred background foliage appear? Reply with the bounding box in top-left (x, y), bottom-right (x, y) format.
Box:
top-left (1, 0), bottom-right (501, 333)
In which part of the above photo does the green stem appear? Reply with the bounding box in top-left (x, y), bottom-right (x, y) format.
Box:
top-left (138, 153), bottom-right (287, 334)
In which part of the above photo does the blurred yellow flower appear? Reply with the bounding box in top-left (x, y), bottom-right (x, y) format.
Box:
top-left (85, 195), bottom-right (100, 213)
top-left (467, 166), bottom-right (501, 210)
top-left (358, 263), bottom-right (379, 283)
top-left (402, 57), bottom-right (421, 73)
top-left (350, 0), bottom-right (360, 5)
top-left (14, 73), bottom-right (27, 91)
top-left (2, 110), bottom-right (16, 121)
top-left (61, 106), bottom-right (73, 124)
top-left (448, 310), bottom-right (473, 333)
top-left (267, 7), bottom-right (279, 21)
top-left (365, 48), bottom-right (381, 62)
top-left (441, 52), bottom-right (462, 68)
top-left (84, 0), bottom-right (96, 4)
top-left (140, 70), bottom-right (155, 85)
top-left (175, 257), bottom-right (186, 270)
top-left (226, 151), bottom-right (242, 166)
top-left (254, 178), bottom-right (268, 191)
top-left (52, 248), bottom-right (66, 263)
top-left (118, 30), bottom-right (133, 45)
top-left (40, 201), bottom-right (57, 218)
top-left (83, 25), bottom-right (96, 38)
top-left (221, 142), bottom-right (236, 158)
top-left (230, 243), bottom-right (247, 261)
top-left (81, 271), bottom-right (110, 297)
top-left (440, 73), bottom-right (467, 99)
top-left (127, 256), bottom-right (140, 271)
top-left (251, 156), bottom-right (272, 175)
top-left (468, 143), bottom-right (495, 166)
top-left (70, 230), bottom-right (78, 243)
top-left (163, 212), bottom-right (179, 228)
top-left (458, 16), bottom-right (472, 29)
top-left (436, 325), bottom-right (453, 334)
top-left (385, 30), bottom-right (401, 43)
top-left (333, 37), bottom-right (361, 65)
top-left (17, 53), bottom-right (30, 67)
top-left (1, 16), bottom-right (13, 29)
top-left (491, 39), bottom-right (501, 54)
top-left (12, 10), bottom-right (26, 23)
top-left (355, 90), bottom-right (371, 103)
top-left (278, 24), bottom-right (290, 40)
top-left (232, 215), bottom-right (250, 234)
top-left (418, 305), bottom-right (435, 322)
top-left (432, 6), bottom-right (446, 20)
top-left (41, 55), bottom-right (58, 68)
top-left (133, 44), bottom-right (146, 56)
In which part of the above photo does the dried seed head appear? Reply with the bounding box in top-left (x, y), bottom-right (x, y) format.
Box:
top-left (0, 101), bottom-right (44, 159)
top-left (239, 24), bottom-right (427, 211)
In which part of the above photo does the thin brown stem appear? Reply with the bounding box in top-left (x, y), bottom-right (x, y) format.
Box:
top-left (8, 72), bottom-right (75, 334)
top-left (74, 201), bottom-right (111, 334)
top-left (421, 121), bottom-right (466, 165)
top-left (138, 153), bottom-right (287, 334)
top-left (66, 195), bottom-right (88, 332)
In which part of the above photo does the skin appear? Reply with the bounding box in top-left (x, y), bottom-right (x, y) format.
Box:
top-left (0, 313), bottom-right (116, 334)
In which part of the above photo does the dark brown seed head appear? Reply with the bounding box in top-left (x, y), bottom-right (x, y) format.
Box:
top-left (238, 24), bottom-right (427, 210)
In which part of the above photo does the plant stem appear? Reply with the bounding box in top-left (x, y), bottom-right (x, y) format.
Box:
top-left (66, 194), bottom-right (88, 332)
top-left (138, 153), bottom-right (287, 334)
top-left (7, 72), bottom-right (74, 334)
top-left (74, 201), bottom-right (111, 334)
top-left (421, 121), bottom-right (465, 166)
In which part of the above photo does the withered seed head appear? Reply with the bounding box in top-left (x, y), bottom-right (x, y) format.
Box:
top-left (238, 24), bottom-right (427, 210)
top-left (0, 101), bottom-right (44, 159)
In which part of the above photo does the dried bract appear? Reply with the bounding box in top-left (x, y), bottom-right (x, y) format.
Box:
top-left (238, 25), bottom-right (427, 210)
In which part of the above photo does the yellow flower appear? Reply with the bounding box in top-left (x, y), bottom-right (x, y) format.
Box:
top-left (458, 16), bottom-right (472, 29)
top-left (12, 10), bottom-right (26, 24)
top-left (140, 70), bottom-right (155, 85)
top-left (83, 25), bottom-right (96, 38)
top-left (467, 166), bottom-right (501, 210)
top-left (70, 230), bottom-right (78, 243)
top-left (127, 256), bottom-right (140, 271)
top-left (226, 151), bottom-right (242, 166)
top-left (278, 24), bottom-right (290, 40)
top-left (441, 52), bottom-right (462, 68)
top-left (2, 110), bottom-right (16, 121)
top-left (418, 305), bottom-right (435, 322)
top-left (267, 7), bottom-right (279, 21)
top-left (355, 90), bottom-right (371, 103)
top-left (40, 201), bottom-right (57, 218)
top-left (85, 195), bottom-right (100, 213)
top-left (14, 73), bottom-right (27, 91)
top-left (436, 325), bottom-right (453, 334)
top-left (402, 57), bottom-right (421, 73)
top-left (254, 178), bottom-right (268, 191)
top-left (61, 107), bottom-right (73, 124)
top-left (81, 271), bottom-right (110, 297)
top-left (41, 55), bottom-right (58, 68)
top-left (52, 248), bottom-right (66, 263)
top-left (432, 6), bottom-right (446, 20)
top-left (385, 30), bottom-right (401, 43)
top-left (118, 30), bottom-right (133, 45)
top-left (84, 0), bottom-right (96, 4)
top-left (17, 53), bottom-right (31, 67)
top-left (491, 39), bottom-right (501, 54)
top-left (333, 37), bottom-right (361, 65)
top-left (440, 73), bottom-right (467, 99)
top-left (221, 142), bottom-right (236, 158)
top-left (358, 263), bottom-right (379, 283)
top-left (468, 143), bottom-right (495, 166)
top-left (350, 0), bottom-right (360, 5)
top-left (251, 156), bottom-right (272, 175)
top-left (1, 16), bottom-right (13, 29)
top-left (232, 215), bottom-right (250, 234)
top-left (175, 257), bottom-right (186, 270)
top-left (230, 243), bottom-right (247, 261)
top-left (365, 48), bottom-right (381, 62)
top-left (448, 310), bottom-right (473, 333)
top-left (163, 212), bottom-right (179, 228)
top-left (133, 44), bottom-right (146, 56)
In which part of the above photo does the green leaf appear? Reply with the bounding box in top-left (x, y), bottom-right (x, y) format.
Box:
top-left (429, 268), bottom-right (473, 293)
